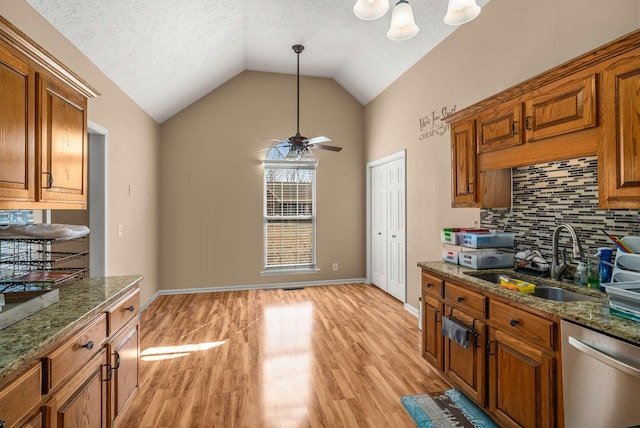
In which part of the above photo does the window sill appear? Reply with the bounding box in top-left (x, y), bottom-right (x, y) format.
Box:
top-left (261, 268), bottom-right (320, 276)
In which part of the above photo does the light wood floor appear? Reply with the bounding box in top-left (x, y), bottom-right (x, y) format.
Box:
top-left (118, 283), bottom-right (449, 427)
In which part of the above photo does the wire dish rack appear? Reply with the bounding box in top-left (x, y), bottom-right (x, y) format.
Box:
top-left (0, 229), bottom-right (89, 292)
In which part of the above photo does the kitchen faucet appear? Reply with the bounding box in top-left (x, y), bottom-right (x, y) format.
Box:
top-left (550, 223), bottom-right (583, 280)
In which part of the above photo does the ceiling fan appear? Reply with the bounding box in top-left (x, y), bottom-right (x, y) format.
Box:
top-left (261, 44), bottom-right (342, 157)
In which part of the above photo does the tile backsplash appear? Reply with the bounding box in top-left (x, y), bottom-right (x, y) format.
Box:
top-left (481, 156), bottom-right (640, 262)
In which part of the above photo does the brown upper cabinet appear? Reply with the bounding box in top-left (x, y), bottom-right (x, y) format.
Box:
top-left (445, 28), bottom-right (640, 209)
top-left (451, 120), bottom-right (477, 206)
top-left (0, 17), bottom-right (98, 210)
top-left (477, 101), bottom-right (523, 153)
top-left (600, 47), bottom-right (640, 209)
top-left (525, 74), bottom-right (597, 143)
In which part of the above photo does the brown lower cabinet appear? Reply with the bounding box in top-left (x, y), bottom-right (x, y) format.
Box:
top-left (421, 269), bottom-right (560, 427)
top-left (0, 286), bottom-right (140, 428)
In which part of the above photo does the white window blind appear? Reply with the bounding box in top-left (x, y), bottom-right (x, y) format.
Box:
top-left (263, 163), bottom-right (316, 271)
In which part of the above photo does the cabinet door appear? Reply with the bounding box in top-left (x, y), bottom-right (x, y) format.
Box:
top-left (443, 305), bottom-right (486, 406)
top-left (37, 75), bottom-right (88, 207)
top-left (451, 120), bottom-right (477, 207)
top-left (47, 348), bottom-right (108, 428)
top-left (600, 49), bottom-right (640, 208)
top-left (107, 320), bottom-right (140, 425)
top-left (488, 329), bottom-right (555, 428)
top-left (525, 74), bottom-right (597, 143)
top-left (0, 44), bottom-right (35, 203)
top-left (477, 102), bottom-right (523, 153)
top-left (421, 296), bottom-right (444, 370)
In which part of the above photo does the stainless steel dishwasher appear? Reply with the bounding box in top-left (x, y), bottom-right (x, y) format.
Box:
top-left (561, 320), bottom-right (640, 427)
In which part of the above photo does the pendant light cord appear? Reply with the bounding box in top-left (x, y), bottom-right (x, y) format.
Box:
top-left (297, 48), bottom-right (300, 135)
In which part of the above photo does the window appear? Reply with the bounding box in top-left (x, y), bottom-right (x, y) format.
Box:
top-left (263, 145), bottom-right (317, 273)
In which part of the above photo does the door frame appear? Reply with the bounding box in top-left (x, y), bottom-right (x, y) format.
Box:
top-left (366, 150), bottom-right (406, 301)
top-left (88, 120), bottom-right (109, 276)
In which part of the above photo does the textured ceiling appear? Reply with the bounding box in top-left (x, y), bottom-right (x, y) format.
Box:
top-left (26, 0), bottom-right (490, 123)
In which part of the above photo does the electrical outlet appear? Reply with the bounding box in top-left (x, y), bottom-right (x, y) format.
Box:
top-left (332, 263), bottom-right (338, 272)
top-left (118, 224), bottom-right (123, 237)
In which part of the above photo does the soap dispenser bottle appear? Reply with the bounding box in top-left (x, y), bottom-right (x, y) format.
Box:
top-left (574, 262), bottom-right (588, 286)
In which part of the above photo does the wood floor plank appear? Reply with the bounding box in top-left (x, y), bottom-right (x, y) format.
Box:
top-left (117, 284), bottom-right (449, 427)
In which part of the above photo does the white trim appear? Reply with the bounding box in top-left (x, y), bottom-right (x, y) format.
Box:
top-left (366, 150), bottom-right (407, 298)
top-left (261, 268), bottom-right (320, 276)
top-left (139, 277), bottom-right (367, 311)
top-left (404, 303), bottom-right (419, 318)
top-left (88, 120), bottom-right (109, 277)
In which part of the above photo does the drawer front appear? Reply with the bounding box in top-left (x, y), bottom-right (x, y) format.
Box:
top-left (422, 272), bottom-right (444, 298)
top-left (490, 299), bottom-right (555, 350)
top-left (44, 313), bottom-right (107, 393)
top-left (106, 288), bottom-right (140, 337)
top-left (0, 364), bottom-right (41, 427)
top-left (444, 282), bottom-right (486, 318)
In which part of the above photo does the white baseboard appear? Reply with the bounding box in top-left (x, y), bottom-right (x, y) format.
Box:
top-left (404, 303), bottom-right (419, 318)
top-left (140, 278), bottom-right (367, 312)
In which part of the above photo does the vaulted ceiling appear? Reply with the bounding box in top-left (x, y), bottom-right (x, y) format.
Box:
top-left (26, 0), bottom-right (490, 123)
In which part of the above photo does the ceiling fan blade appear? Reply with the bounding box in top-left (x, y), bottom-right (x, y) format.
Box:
top-left (262, 137), bottom-right (288, 143)
top-left (255, 147), bottom-right (273, 152)
top-left (308, 143), bottom-right (342, 152)
top-left (305, 136), bottom-right (332, 144)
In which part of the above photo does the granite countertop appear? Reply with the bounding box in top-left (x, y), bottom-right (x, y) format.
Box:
top-left (418, 261), bottom-right (640, 346)
top-left (0, 275), bottom-right (142, 386)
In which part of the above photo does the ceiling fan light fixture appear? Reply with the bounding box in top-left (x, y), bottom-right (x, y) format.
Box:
top-left (387, 0), bottom-right (419, 41)
top-left (444, 0), bottom-right (481, 25)
top-left (353, 0), bottom-right (390, 20)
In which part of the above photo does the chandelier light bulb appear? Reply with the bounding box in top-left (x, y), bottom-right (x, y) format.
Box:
top-left (444, 0), bottom-right (481, 25)
top-left (387, 0), bottom-right (419, 41)
top-left (353, 0), bottom-right (390, 20)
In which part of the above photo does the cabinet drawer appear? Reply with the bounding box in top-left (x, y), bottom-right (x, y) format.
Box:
top-left (106, 288), bottom-right (140, 336)
top-left (43, 313), bottom-right (107, 393)
top-left (422, 272), bottom-right (444, 298)
top-left (445, 282), bottom-right (486, 318)
top-left (490, 299), bottom-right (555, 350)
top-left (0, 364), bottom-right (41, 427)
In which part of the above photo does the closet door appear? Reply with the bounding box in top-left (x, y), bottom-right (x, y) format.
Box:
top-left (387, 158), bottom-right (406, 301)
top-left (371, 163), bottom-right (387, 291)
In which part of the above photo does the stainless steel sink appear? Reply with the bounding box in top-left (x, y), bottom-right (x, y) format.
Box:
top-left (533, 286), bottom-right (598, 302)
top-left (464, 271), bottom-right (598, 302)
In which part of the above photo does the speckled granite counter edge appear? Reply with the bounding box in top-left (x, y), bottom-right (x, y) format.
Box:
top-left (418, 261), bottom-right (640, 346)
top-left (0, 275), bottom-right (142, 386)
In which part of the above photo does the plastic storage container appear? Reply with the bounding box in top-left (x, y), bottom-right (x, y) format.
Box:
top-left (459, 250), bottom-right (514, 269)
top-left (461, 232), bottom-right (515, 249)
top-left (442, 249), bottom-right (459, 264)
top-left (441, 230), bottom-right (460, 245)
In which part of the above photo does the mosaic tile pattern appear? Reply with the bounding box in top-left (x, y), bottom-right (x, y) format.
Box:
top-left (481, 156), bottom-right (640, 261)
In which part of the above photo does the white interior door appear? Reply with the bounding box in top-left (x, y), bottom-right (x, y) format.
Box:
top-left (371, 164), bottom-right (387, 291)
top-left (386, 158), bottom-right (405, 301)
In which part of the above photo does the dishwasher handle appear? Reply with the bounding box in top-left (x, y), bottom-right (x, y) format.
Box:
top-left (568, 336), bottom-right (640, 379)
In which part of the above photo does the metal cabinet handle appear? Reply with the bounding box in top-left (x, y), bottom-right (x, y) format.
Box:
top-left (456, 296), bottom-right (464, 303)
top-left (568, 336), bottom-right (640, 379)
top-left (426, 282), bottom-right (433, 288)
top-left (125, 305), bottom-right (135, 312)
top-left (82, 340), bottom-right (94, 350)
top-left (42, 172), bottom-right (54, 188)
top-left (509, 319), bottom-right (518, 327)
top-left (103, 364), bottom-right (113, 382)
top-left (525, 116), bottom-right (532, 130)
top-left (113, 351), bottom-right (121, 370)
top-left (511, 121), bottom-right (519, 135)
top-left (486, 340), bottom-right (495, 356)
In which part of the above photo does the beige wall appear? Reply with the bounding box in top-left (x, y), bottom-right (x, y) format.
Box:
top-left (160, 71), bottom-right (364, 290)
top-left (0, 1), bottom-right (161, 304)
top-left (364, 0), bottom-right (640, 310)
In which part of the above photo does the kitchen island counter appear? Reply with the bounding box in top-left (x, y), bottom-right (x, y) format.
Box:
top-left (418, 261), bottom-right (640, 346)
top-left (0, 275), bottom-right (142, 387)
